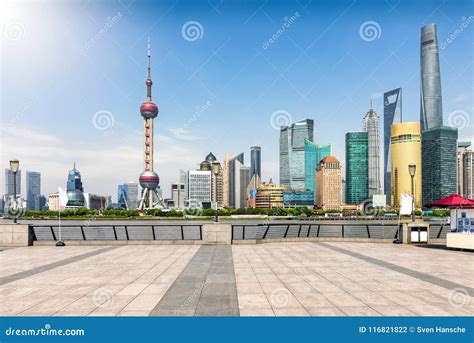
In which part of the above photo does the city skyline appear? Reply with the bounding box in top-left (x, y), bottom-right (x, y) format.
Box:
top-left (1, 0), bottom-right (472, 200)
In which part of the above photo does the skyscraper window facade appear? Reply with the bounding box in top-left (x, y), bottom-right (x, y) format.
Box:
top-left (26, 171), bottom-right (41, 210)
top-left (422, 126), bottom-right (458, 206)
top-left (345, 132), bottom-right (368, 205)
top-left (457, 142), bottom-right (474, 199)
top-left (383, 88), bottom-right (402, 205)
top-left (420, 23), bottom-right (443, 131)
top-left (362, 106), bottom-right (381, 197)
top-left (304, 140), bottom-right (331, 202)
top-left (390, 122), bottom-right (422, 208)
top-left (279, 119), bottom-right (314, 189)
top-left (250, 146), bottom-right (261, 178)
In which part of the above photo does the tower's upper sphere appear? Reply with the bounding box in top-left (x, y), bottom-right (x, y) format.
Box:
top-left (139, 171), bottom-right (159, 189)
top-left (140, 101), bottom-right (158, 119)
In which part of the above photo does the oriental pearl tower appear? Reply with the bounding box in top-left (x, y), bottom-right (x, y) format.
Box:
top-left (138, 38), bottom-right (166, 210)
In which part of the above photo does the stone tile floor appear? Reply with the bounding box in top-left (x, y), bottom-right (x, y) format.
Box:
top-left (0, 243), bottom-right (472, 316)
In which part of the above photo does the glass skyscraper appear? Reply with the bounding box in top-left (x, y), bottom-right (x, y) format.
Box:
top-left (420, 23), bottom-right (443, 131)
top-left (304, 140), bottom-right (331, 202)
top-left (250, 146), bottom-right (261, 178)
top-left (345, 132), bottom-right (368, 204)
top-left (67, 163), bottom-right (84, 192)
top-left (4, 169), bottom-right (21, 196)
top-left (422, 126), bottom-right (458, 206)
top-left (117, 184), bottom-right (128, 209)
top-left (383, 88), bottom-right (402, 205)
top-left (279, 119), bottom-right (314, 189)
top-left (26, 171), bottom-right (41, 210)
top-left (362, 106), bottom-right (381, 197)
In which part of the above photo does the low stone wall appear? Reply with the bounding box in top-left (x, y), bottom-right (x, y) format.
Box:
top-left (0, 224), bottom-right (34, 246)
top-left (34, 240), bottom-right (202, 246)
top-left (232, 237), bottom-right (396, 244)
top-left (202, 223), bottom-right (232, 244)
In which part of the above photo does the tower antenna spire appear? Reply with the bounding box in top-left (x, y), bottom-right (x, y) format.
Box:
top-left (146, 36), bottom-right (153, 101)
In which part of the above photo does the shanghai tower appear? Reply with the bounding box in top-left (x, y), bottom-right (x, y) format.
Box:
top-left (420, 23), bottom-right (443, 131)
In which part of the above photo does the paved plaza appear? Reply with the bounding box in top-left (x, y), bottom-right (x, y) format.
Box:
top-left (0, 242), bottom-right (472, 316)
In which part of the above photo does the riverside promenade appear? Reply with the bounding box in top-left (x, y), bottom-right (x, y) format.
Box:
top-left (0, 219), bottom-right (471, 316)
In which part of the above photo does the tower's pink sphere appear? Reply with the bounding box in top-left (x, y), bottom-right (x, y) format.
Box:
top-left (140, 101), bottom-right (158, 119)
top-left (139, 171), bottom-right (159, 189)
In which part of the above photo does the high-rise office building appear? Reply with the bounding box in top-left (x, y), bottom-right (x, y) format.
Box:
top-left (65, 164), bottom-right (85, 208)
top-left (255, 179), bottom-right (287, 209)
top-left (420, 23), bottom-right (443, 131)
top-left (117, 184), bottom-right (128, 209)
top-left (383, 88), bottom-right (402, 205)
top-left (228, 153), bottom-right (250, 208)
top-left (422, 126), bottom-right (458, 206)
top-left (250, 146), bottom-right (261, 178)
top-left (362, 104), bottom-right (381, 196)
top-left (26, 171), bottom-right (41, 210)
top-left (127, 182), bottom-right (139, 209)
top-left (457, 142), bottom-right (473, 199)
top-left (67, 163), bottom-right (83, 192)
top-left (280, 119), bottom-right (314, 189)
top-left (390, 122), bottom-right (422, 208)
top-left (221, 154), bottom-right (233, 207)
top-left (345, 132), bottom-right (368, 205)
top-left (316, 156), bottom-right (342, 210)
top-left (171, 183), bottom-right (186, 210)
top-left (187, 170), bottom-right (211, 209)
top-left (304, 140), bottom-right (331, 202)
top-left (5, 169), bottom-right (21, 196)
top-left (199, 152), bottom-right (223, 207)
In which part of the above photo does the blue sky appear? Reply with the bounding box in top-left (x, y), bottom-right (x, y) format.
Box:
top-left (1, 0), bottom-right (472, 199)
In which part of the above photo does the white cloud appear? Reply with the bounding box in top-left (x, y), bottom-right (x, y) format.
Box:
top-left (168, 127), bottom-right (206, 141)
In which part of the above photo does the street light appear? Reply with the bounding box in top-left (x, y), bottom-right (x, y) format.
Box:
top-left (9, 159), bottom-right (20, 224)
top-left (211, 163), bottom-right (220, 223)
top-left (408, 164), bottom-right (416, 222)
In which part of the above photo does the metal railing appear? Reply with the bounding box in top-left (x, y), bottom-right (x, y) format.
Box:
top-left (30, 224), bottom-right (202, 241)
top-left (232, 223), bottom-right (451, 241)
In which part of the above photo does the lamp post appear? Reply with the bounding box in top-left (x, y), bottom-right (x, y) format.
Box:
top-left (408, 164), bottom-right (416, 222)
top-left (211, 163), bottom-right (220, 223)
top-left (9, 160), bottom-right (20, 224)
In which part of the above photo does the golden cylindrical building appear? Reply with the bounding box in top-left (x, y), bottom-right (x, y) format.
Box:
top-left (390, 122), bottom-right (422, 208)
